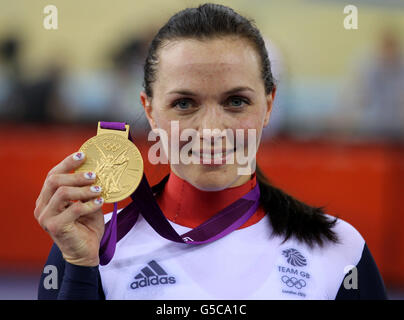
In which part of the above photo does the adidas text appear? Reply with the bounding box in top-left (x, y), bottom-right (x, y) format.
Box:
top-left (131, 275), bottom-right (176, 289)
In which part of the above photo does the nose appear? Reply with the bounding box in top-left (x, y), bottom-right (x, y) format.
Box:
top-left (198, 104), bottom-right (228, 145)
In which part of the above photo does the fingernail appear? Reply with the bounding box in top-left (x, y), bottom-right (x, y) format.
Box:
top-left (73, 152), bottom-right (85, 161)
top-left (94, 197), bottom-right (104, 205)
top-left (84, 172), bottom-right (96, 180)
top-left (90, 186), bottom-right (102, 193)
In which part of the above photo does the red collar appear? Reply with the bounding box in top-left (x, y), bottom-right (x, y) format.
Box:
top-left (156, 172), bottom-right (266, 229)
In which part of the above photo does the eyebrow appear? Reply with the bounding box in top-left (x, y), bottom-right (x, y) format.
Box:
top-left (167, 86), bottom-right (255, 96)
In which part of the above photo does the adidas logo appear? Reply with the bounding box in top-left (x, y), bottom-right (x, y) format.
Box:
top-left (130, 260), bottom-right (176, 290)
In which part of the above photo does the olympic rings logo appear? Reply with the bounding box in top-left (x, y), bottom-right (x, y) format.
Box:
top-left (281, 276), bottom-right (306, 289)
top-left (102, 141), bottom-right (121, 152)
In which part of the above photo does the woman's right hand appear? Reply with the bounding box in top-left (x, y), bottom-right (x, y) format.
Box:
top-left (34, 152), bottom-right (105, 267)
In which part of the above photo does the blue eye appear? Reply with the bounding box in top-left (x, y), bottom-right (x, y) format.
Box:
top-left (173, 98), bottom-right (193, 110)
top-left (172, 96), bottom-right (250, 111)
top-left (228, 96), bottom-right (249, 108)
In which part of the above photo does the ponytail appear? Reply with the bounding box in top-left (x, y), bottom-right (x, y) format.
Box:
top-left (256, 165), bottom-right (340, 248)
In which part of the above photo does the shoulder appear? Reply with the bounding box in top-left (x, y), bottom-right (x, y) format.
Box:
top-left (319, 214), bottom-right (366, 270)
top-left (321, 214), bottom-right (387, 299)
top-left (326, 213), bottom-right (365, 252)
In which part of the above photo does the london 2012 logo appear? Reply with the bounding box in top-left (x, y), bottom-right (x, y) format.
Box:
top-left (282, 248), bottom-right (307, 267)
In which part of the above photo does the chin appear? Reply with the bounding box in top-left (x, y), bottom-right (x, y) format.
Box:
top-left (192, 175), bottom-right (231, 191)
top-left (174, 164), bottom-right (242, 191)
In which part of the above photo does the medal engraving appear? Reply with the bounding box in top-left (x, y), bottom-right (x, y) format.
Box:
top-left (76, 130), bottom-right (143, 203)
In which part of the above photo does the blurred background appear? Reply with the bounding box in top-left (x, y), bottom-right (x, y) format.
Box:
top-left (0, 0), bottom-right (403, 299)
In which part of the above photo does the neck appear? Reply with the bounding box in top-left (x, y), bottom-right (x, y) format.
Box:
top-left (156, 171), bottom-right (265, 229)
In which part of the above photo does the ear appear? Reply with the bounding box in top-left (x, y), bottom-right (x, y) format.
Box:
top-left (140, 91), bottom-right (157, 129)
top-left (263, 86), bottom-right (276, 127)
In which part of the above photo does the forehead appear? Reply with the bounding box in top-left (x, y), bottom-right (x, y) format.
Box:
top-left (156, 37), bottom-right (262, 91)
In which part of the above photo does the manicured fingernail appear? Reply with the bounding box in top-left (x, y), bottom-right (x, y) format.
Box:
top-left (94, 197), bottom-right (104, 205)
top-left (90, 186), bottom-right (102, 193)
top-left (73, 152), bottom-right (85, 161)
top-left (84, 172), bottom-right (96, 179)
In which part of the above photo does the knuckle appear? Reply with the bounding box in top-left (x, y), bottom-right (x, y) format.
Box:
top-left (71, 202), bottom-right (84, 216)
top-left (76, 171), bottom-right (87, 181)
top-left (45, 219), bottom-right (59, 235)
top-left (55, 186), bottom-right (69, 200)
top-left (46, 174), bottom-right (59, 189)
top-left (33, 206), bottom-right (41, 219)
top-left (46, 167), bottom-right (57, 179)
top-left (37, 214), bottom-right (47, 230)
top-left (75, 172), bottom-right (86, 184)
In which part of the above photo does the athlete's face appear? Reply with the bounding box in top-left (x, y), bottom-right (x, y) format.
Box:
top-left (140, 37), bottom-right (275, 191)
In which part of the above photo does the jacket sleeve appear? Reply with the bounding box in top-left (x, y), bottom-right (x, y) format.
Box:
top-left (335, 243), bottom-right (388, 300)
top-left (37, 243), bottom-right (105, 300)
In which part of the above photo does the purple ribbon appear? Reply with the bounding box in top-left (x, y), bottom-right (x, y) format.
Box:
top-left (98, 122), bottom-right (261, 266)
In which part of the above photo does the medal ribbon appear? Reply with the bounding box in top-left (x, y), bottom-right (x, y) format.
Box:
top-left (98, 122), bottom-right (261, 265)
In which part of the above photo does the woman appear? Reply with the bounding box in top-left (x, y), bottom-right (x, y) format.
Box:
top-left (36, 3), bottom-right (387, 300)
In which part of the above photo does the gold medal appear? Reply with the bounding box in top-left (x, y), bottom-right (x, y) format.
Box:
top-left (75, 122), bottom-right (144, 203)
